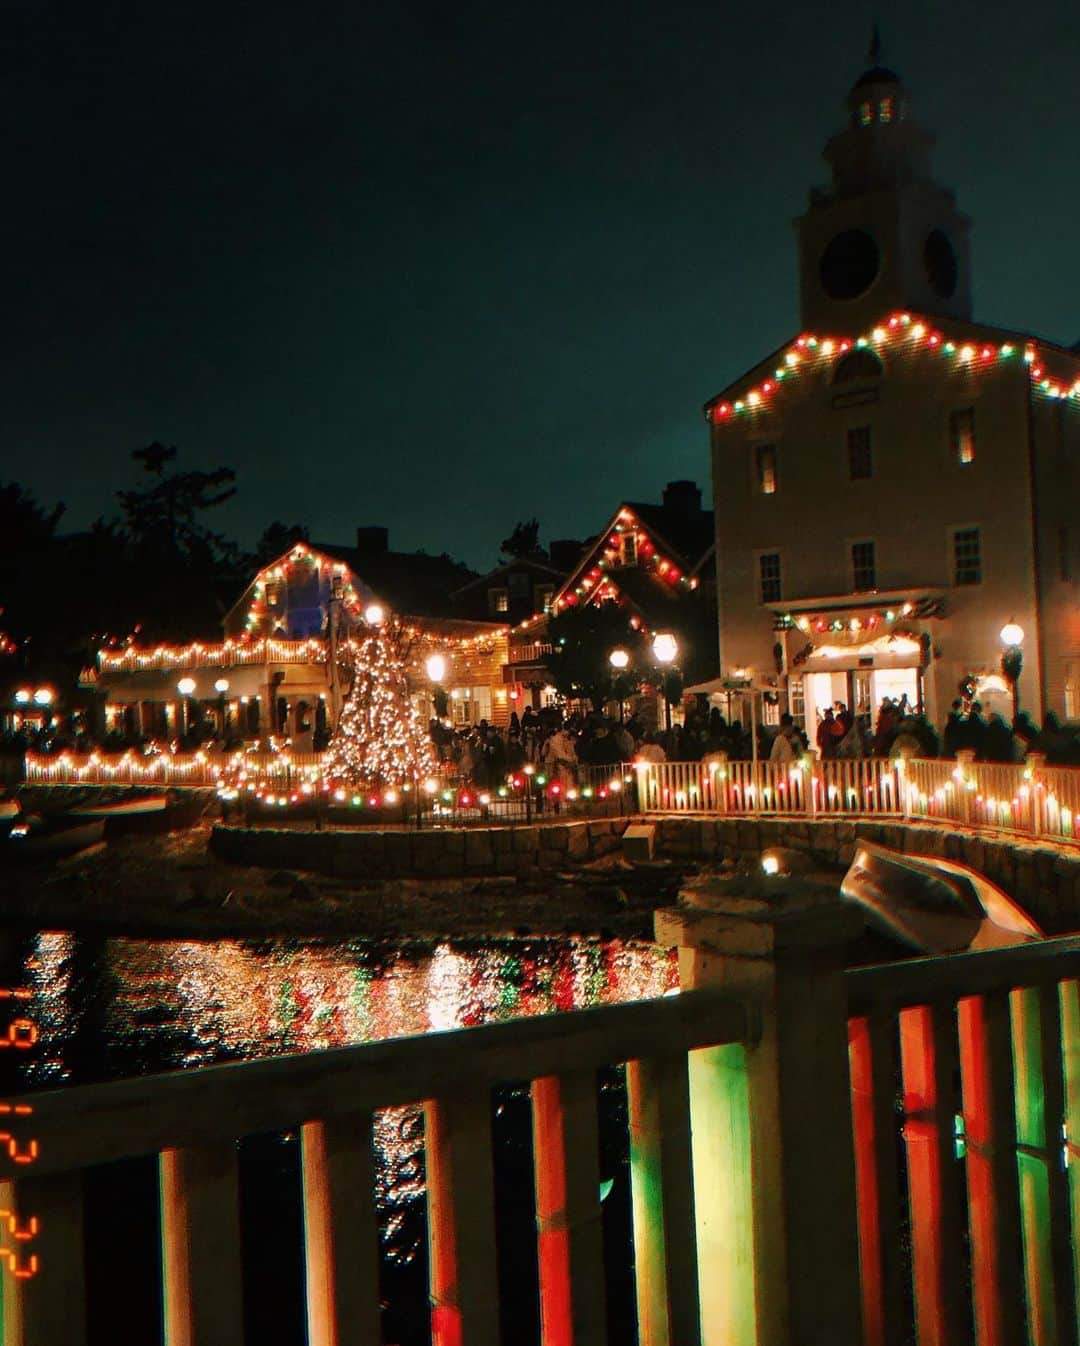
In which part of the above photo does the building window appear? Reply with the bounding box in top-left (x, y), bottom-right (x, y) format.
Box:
top-left (489, 588), bottom-right (509, 614)
top-left (858, 101), bottom-right (872, 127)
top-left (951, 408), bottom-right (976, 464)
top-left (848, 426), bottom-right (872, 479)
top-left (619, 532), bottom-right (638, 566)
top-left (1066, 664), bottom-right (1078, 721)
top-left (789, 678), bottom-right (806, 729)
top-left (851, 540), bottom-right (877, 591)
top-left (953, 528), bottom-right (982, 585)
top-left (879, 97), bottom-right (894, 123)
top-left (755, 444), bottom-right (777, 495)
top-left (759, 553), bottom-right (782, 604)
top-left (537, 586), bottom-right (554, 612)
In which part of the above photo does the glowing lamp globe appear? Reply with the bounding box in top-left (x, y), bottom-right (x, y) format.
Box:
top-left (13, 690), bottom-right (31, 705)
top-left (364, 604), bottom-right (385, 626)
top-left (426, 653), bottom-right (447, 683)
top-left (1000, 621), bottom-right (1024, 649)
top-left (652, 632), bottom-right (678, 665)
top-left (608, 648), bottom-right (630, 670)
top-left (32, 688), bottom-right (54, 706)
top-left (177, 677), bottom-right (197, 696)
top-left (214, 678), bottom-right (229, 694)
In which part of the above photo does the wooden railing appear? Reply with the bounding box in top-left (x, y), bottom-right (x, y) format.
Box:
top-left (97, 638), bottom-right (328, 672)
top-left (22, 748), bottom-right (1080, 849)
top-left (5, 903), bottom-right (1080, 1344)
top-left (846, 932), bottom-right (1080, 1346)
top-left (0, 990), bottom-right (748, 1346)
top-left (635, 751), bottom-right (1080, 844)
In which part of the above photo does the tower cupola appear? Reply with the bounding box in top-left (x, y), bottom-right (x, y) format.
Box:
top-left (795, 30), bottom-right (972, 331)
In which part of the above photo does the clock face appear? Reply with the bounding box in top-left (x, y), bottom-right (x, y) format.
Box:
top-left (819, 229), bottom-right (880, 300)
top-left (924, 229), bottom-right (958, 298)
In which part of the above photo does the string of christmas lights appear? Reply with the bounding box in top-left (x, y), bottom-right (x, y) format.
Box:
top-left (705, 310), bottom-right (1080, 424)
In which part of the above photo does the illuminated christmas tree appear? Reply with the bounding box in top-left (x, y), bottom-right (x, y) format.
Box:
top-left (322, 627), bottom-right (439, 789)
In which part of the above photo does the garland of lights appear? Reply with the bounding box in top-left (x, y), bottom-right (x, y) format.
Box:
top-left (552, 509), bottom-right (701, 615)
top-left (321, 631), bottom-right (439, 790)
top-left (705, 310), bottom-right (1080, 425)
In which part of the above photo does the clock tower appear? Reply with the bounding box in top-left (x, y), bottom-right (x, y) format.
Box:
top-left (796, 31), bottom-right (972, 332)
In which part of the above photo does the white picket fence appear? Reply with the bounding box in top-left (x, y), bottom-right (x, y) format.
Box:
top-left (633, 751), bottom-right (1080, 845)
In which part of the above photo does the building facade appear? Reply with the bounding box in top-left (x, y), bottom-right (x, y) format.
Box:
top-left (708, 48), bottom-right (1080, 733)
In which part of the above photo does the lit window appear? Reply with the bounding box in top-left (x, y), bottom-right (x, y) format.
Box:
top-left (537, 587), bottom-right (554, 612)
top-left (848, 426), bottom-right (872, 479)
top-left (489, 588), bottom-right (509, 613)
top-left (1066, 664), bottom-right (1078, 720)
top-left (879, 97), bottom-right (894, 123)
top-left (859, 101), bottom-right (872, 127)
top-left (789, 679), bottom-right (806, 729)
top-left (951, 408), bottom-right (975, 464)
top-left (619, 532), bottom-right (638, 566)
top-left (851, 541), bottom-right (876, 591)
top-left (755, 444), bottom-right (777, 495)
top-left (953, 528), bottom-right (982, 586)
top-left (759, 553), bottom-right (782, 604)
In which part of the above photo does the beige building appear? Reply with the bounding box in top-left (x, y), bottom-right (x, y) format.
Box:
top-left (708, 47), bottom-right (1080, 733)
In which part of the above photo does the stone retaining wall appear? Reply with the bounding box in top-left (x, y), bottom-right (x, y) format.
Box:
top-left (211, 814), bottom-right (1080, 933)
top-left (211, 819), bottom-right (629, 879)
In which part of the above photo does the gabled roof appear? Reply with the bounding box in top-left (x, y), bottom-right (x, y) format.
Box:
top-left (703, 309), bottom-right (1080, 423)
top-left (312, 542), bottom-right (477, 618)
top-left (620, 500), bottom-right (715, 569)
top-left (451, 555), bottom-right (567, 598)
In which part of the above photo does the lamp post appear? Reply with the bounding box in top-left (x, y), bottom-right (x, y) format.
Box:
top-left (177, 677), bottom-right (196, 740)
top-left (214, 678), bottom-right (230, 738)
top-left (426, 652), bottom-right (448, 721)
top-left (999, 621), bottom-right (1024, 723)
top-left (609, 647), bottom-right (630, 722)
top-left (652, 632), bottom-right (679, 731)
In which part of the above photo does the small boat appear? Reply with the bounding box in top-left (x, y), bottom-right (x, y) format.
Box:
top-left (6, 816), bottom-right (106, 861)
top-left (68, 794), bottom-right (167, 818)
top-left (67, 792), bottom-right (207, 836)
top-left (841, 841), bottom-right (1042, 953)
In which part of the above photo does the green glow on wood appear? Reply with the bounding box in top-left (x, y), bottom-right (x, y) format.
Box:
top-left (689, 1043), bottom-right (757, 1346)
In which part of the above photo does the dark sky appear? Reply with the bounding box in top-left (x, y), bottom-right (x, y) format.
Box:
top-left (3, 0), bottom-right (1077, 571)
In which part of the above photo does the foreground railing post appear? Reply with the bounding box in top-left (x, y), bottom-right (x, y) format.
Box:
top-left (655, 896), bottom-right (863, 1346)
top-left (626, 1054), bottom-right (700, 1346)
top-left (424, 1087), bottom-right (500, 1346)
top-left (160, 1143), bottom-right (244, 1346)
top-left (0, 1172), bottom-right (85, 1346)
top-left (531, 1072), bottom-right (607, 1346)
top-left (301, 1113), bottom-right (381, 1346)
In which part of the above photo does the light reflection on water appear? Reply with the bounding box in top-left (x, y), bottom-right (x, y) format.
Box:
top-left (18, 930), bottom-right (677, 1266)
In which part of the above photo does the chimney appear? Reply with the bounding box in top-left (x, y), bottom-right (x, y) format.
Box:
top-left (355, 526), bottom-right (389, 556)
top-left (662, 480), bottom-right (701, 518)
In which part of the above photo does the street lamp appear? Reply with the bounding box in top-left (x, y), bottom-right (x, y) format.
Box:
top-left (999, 621), bottom-right (1024, 722)
top-left (32, 688), bottom-right (54, 706)
top-left (364, 604), bottom-right (385, 626)
top-left (609, 647), bottom-right (631, 722)
top-left (177, 677), bottom-right (196, 739)
top-left (426, 652), bottom-right (448, 720)
top-left (652, 632), bottom-right (679, 731)
top-left (214, 678), bottom-right (230, 737)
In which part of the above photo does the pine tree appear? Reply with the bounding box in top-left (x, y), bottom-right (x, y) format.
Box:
top-left (322, 628), bottom-right (439, 789)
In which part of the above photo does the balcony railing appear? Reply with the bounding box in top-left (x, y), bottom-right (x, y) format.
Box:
top-left (97, 638), bottom-right (328, 673)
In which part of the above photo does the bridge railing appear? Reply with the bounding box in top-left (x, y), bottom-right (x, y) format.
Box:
top-left (0, 989), bottom-right (749, 1346)
top-left (5, 911), bottom-right (1080, 1345)
top-left (846, 931), bottom-right (1080, 1346)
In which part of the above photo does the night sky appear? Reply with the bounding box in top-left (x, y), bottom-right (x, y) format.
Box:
top-left (4, 0), bottom-right (1078, 571)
